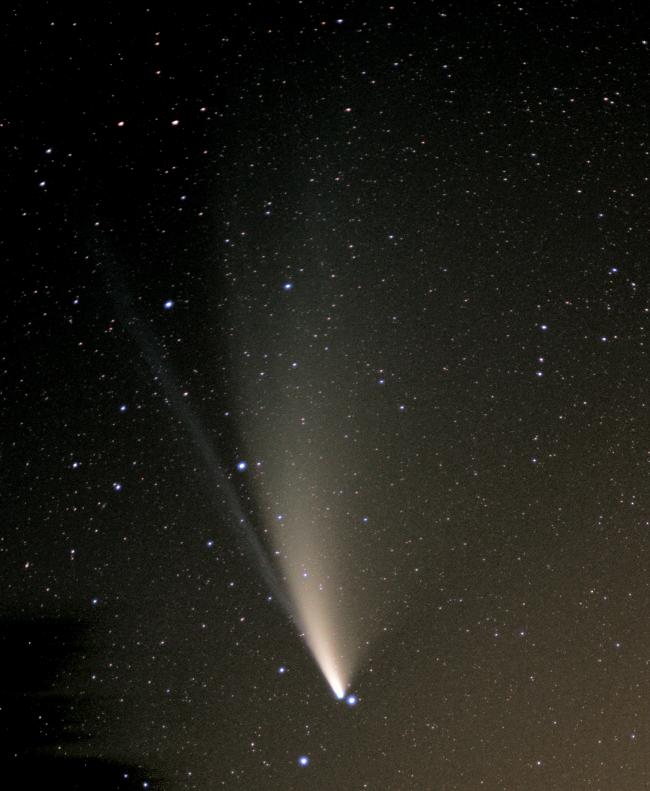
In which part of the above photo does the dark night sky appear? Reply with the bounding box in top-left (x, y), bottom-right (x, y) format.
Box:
top-left (3, 3), bottom-right (650, 789)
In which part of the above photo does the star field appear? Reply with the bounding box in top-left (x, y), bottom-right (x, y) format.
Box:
top-left (2, 3), bottom-right (650, 789)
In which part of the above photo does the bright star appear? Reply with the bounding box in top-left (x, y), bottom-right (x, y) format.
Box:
top-left (163, 300), bottom-right (174, 309)
top-left (298, 756), bottom-right (309, 767)
top-left (236, 461), bottom-right (248, 471)
top-left (346, 694), bottom-right (358, 706)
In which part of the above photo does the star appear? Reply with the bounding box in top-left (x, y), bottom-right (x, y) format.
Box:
top-left (298, 755), bottom-right (309, 767)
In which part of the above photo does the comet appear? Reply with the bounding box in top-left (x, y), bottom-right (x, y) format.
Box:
top-left (103, 249), bottom-right (364, 701)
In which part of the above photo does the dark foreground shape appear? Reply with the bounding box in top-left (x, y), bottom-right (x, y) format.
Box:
top-left (0, 616), bottom-right (155, 790)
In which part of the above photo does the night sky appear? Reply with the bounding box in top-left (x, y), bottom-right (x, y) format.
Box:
top-left (3, 3), bottom-right (650, 789)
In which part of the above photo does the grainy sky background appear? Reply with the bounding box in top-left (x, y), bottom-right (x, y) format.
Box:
top-left (3, 3), bottom-right (650, 789)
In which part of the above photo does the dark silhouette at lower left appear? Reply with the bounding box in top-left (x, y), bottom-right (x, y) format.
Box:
top-left (0, 616), bottom-right (156, 790)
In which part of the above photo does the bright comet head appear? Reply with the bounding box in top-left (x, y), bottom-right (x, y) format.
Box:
top-left (332, 682), bottom-right (345, 700)
top-left (310, 641), bottom-right (346, 700)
